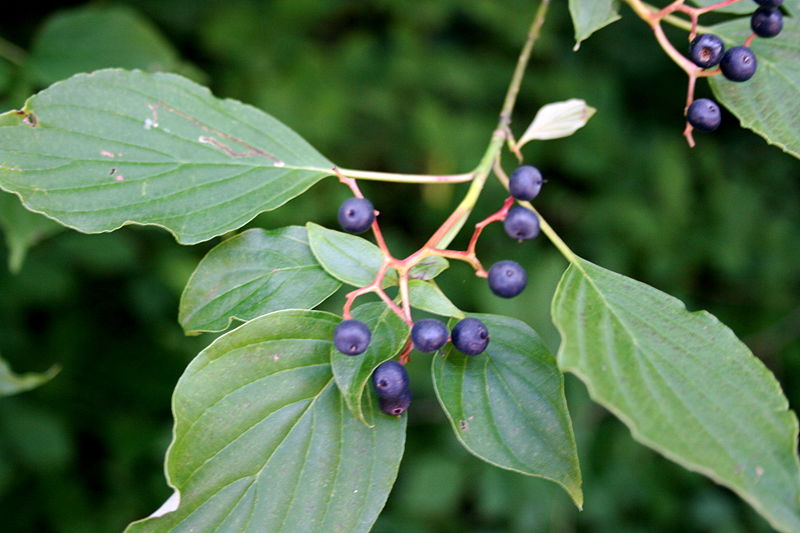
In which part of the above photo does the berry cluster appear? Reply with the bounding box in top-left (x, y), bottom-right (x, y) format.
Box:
top-left (683, 0), bottom-right (784, 136)
top-left (329, 164), bottom-right (547, 416)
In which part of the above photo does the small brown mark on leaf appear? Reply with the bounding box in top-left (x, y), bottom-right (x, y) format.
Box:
top-left (459, 415), bottom-right (474, 431)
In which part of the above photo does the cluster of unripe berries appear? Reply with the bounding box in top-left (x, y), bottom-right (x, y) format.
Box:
top-left (686, 0), bottom-right (784, 133)
top-left (332, 164), bottom-right (545, 416)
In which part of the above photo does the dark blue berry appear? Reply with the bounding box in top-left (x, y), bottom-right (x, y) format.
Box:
top-left (488, 260), bottom-right (528, 298)
top-left (333, 319), bottom-right (371, 355)
top-left (509, 165), bottom-right (544, 201)
top-left (503, 206), bottom-right (540, 241)
top-left (688, 34), bottom-right (725, 68)
top-left (338, 197), bottom-right (374, 234)
top-left (451, 318), bottom-right (489, 356)
top-left (378, 389), bottom-right (411, 416)
top-left (751, 7), bottom-right (783, 38)
top-left (687, 99), bottom-right (721, 132)
top-left (754, 0), bottom-right (782, 7)
top-left (411, 319), bottom-right (449, 353)
top-left (720, 46), bottom-right (757, 82)
top-left (371, 360), bottom-right (409, 399)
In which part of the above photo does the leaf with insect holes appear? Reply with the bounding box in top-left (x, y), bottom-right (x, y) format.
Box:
top-left (306, 222), bottom-right (398, 288)
top-left (552, 257), bottom-right (800, 532)
top-left (179, 226), bottom-right (341, 334)
top-left (0, 69), bottom-right (334, 244)
top-left (125, 309), bottom-right (406, 533)
top-left (432, 314), bottom-right (582, 507)
top-left (331, 302), bottom-right (410, 426)
top-left (518, 99), bottom-right (596, 147)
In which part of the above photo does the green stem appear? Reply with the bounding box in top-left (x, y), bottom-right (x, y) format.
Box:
top-left (432, 0), bottom-right (551, 249)
top-left (337, 167), bottom-right (474, 184)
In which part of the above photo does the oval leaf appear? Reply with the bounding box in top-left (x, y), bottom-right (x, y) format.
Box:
top-left (432, 314), bottom-right (583, 507)
top-left (179, 226), bottom-right (341, 334)
top-left (306, 222), bottom-right (397, 288)
top-left (709, 19), bottom-right (800, 158)
top-left (407, 280), bottom-right (464, 318)
top-left (408, 255), bottom-right (449, 280)
top-left (125, 309), bottom-right (406, 533)
top-left (568, 0), bottom-right (621, 49)
top-left (331, 302), bottom-right (410, 425)
top-left (552, 257), bottom-right (800, 533)
top-left (0, 69), bottom-right (334, 244)
top-left (518, 99), bottom-right (596, 146)
top-left (26, 6), bottom-right (180, 86)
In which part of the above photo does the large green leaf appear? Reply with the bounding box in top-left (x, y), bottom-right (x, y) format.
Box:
top-left (125, 309), bottom-right (406, 533)
top-left (709, 18), bottom-right (800, 158)
top-left (331, 302), bottom-right (410, 425)
top-left (690, 0), bottom-right (799, 14)
top-left (552, 257), bottom-right (800, 532)
top-left (0, 191), bottom-right (62, 272)
top-left (407, 280), bottom-right (464, 318)
top-left (0, 355), bottom-right (59, 397)
top-left (432, 314), bottom-right (582, 507)
top-left (0, 69), bottom-right (334, 244)
top-left (306, 222), bottom-right (397, 288)
top-left (179, 226), bottom-right (340, 334)
top-left (26, 6), bottom-right (180, 87)
top-left (568, 0), bottom-right (620, 49)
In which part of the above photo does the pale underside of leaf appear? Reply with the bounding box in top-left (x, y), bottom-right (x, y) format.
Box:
top-left (0, 69), bottom-right (335, 244)
top-left (518, 99), bottom-right (596, 147)
top-left (0, 355), bottom-right (60, 397)
top-left (552, 258), bottom-right (800, 532)
top-left (432, 314), bottom-right (583, 507)
top-left (179, 226), bottom-right (340, 334)
top-left (125, 309), bottom-right (406, 533)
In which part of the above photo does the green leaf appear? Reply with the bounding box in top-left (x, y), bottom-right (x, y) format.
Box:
top-left (689, 0), bottom-right (799, 14)
top-left (407, 280), bottom-right (464, 318)
top-left (432, 314), bottom-right (583, 507)
top-left (552, 257), bottom-right (800, 532)
top-left (568, 0), bottom-right (621, 49)
top-left (26, 6), bottom-right (180, 87)
top-left (0, 69), bottom-right (334, 244)
top-left (408, 256), bottom-right (448, 280)
top-left (709, 19), bottom-right (800, 158)
top-left (0, 191), bottom-right (62, 272)
top-left (125, 309), bottom-right (406, 533)
top-left (0, 355), bottom-right (59, 397)
top-left (331, 302), bottom-right (410, 425)
top-left (179, 226), bottom-right (341, 334)
top-left (306, 222), bottom-right (397, 288)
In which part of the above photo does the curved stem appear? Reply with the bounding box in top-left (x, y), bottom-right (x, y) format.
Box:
top-left (337, 167), bottom-right (474, 184)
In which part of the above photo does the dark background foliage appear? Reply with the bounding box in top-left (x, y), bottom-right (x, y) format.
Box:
top-left (0, 1), bottom-right (798, 532)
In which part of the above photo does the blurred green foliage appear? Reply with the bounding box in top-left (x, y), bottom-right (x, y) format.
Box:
top-left (1, 1), bottom-right (798, 532)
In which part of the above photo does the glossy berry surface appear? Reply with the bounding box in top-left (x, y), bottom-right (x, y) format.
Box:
top-left (754, 0), bottom-right (782, 7)
top-left (378, 390), bottom-right (411, 416)
top-left (688, 34), bottom-right (724, 68)
top-left (751, 7), bottom-right (783, 37)
top-left (371, 360), bottom-right (409, 399)
top-left (337, 197), bottom-right (374, 234)
top-left (488, 260), bottom-right (528, 298)
top-left (411, 319), bottom-right (449, 353)
top-left (720, 46), bottom-right (757, 82)
top-left (451, 318), bottom-right (489, 356)
top-left (503, 206), bottom-right (540, 241)
top-left (333, 319), bottom-right (371, 355)
top-left (687, 99), bottom-right (721, 132)
top-left (509, 165), bottom-right (544, 201)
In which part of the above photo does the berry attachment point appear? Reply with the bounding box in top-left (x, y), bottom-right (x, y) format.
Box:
top-left (688, 34), bottom-right (725, 69)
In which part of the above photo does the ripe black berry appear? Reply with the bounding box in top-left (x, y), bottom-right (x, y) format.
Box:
top-left (720, 46), bottom-right (757, 82)
top-left (686, 99), bottom-right (721, 132)
top-left (378, 390), bottom-right (411, 416)
top-left (487, 260), bottom-right (528, 298)
top-left (411, 319), bottom-right (449, 353)
top-left (509, 165), bottom-right (544, 201)
top-left (338, 197), bottom-right (375, 234)
top-left (751, 7), bottom-right (783, 38)
top-left (371, 360), bottom-right (409, 399)
top-left (754, 0), bottom-right (782, 7)
top-left (688, 34), bottom-right (725, 68)
top-left (503, 206), bottom-right (540, 241)
top-left (333, 319), bottom-right (371, 355)
top-left (451, 318), bottom-right (489, 356)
